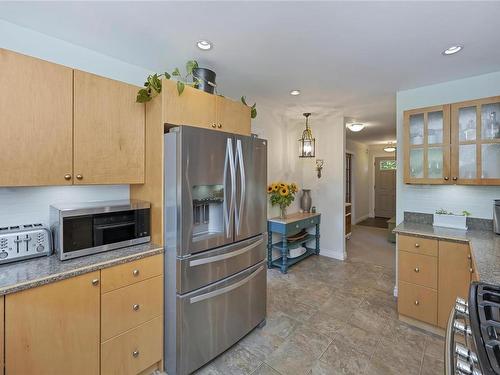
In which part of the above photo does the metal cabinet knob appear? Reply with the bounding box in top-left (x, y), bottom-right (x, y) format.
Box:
top-left (415, 243), bottom-right (420, 248)
top-left (132, 350), bottom-right (140, 358)
top-left (211, 123), bottom-right (216, 128)
top-left (414, 300), bottom-right (419, 306)
top-left (133, 269), bottom-right (140, 277)
top-left (217, 123), bottom-right (222, 128)
top-left (295, 224), bottom-right (299, 228)
top-left (64, 174), bottom-right (72, 180)
top-left (444, 176), bottom-right (449, 181)
top-left (467, 254), bottom-right (471, 260)
top-left (414, 267), bottom-right (420, 273)
top-left (76, 174), bottom-right (83, 180)
top-left (452, 177), bottom-right (458, 181)
top-left (469, 268), bottom-right (474, 273)
top-left (133, 304), bottom-right (140, 311)
top-left (92, 279), bottom-right (99, 286)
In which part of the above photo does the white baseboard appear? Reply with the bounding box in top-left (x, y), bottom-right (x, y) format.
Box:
top-left (354, 214), bottom-right (370, 224)
top-left (320, 248), bottom-right (345, 261)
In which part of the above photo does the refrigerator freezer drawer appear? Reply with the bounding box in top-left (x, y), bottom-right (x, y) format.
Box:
top-left (177, 234), bottom-right (265, 294)
top-left (177, 261), bottom-right (267, 375)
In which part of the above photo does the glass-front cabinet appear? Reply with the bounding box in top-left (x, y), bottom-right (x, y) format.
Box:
top-left (451, 97), bottom-right (500, 185)
top-left (404, 96), bottom-right (500, 185)
top-left (404, 105), bottom-right (451, 184)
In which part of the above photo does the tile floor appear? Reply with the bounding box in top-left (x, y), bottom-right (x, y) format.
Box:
top-left (195, 226), bottom-right (444, 375)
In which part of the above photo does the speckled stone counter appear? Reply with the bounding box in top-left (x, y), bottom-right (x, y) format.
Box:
top-left (0, 243), bottom-right (163, 295)
top-left (394, 222), bottom-right (500, 285)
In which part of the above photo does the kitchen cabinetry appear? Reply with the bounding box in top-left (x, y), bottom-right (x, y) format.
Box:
top-left (73, 70), bottom-right (145, 184)
top-left (0, 48), bottom-right (145, 187)
top-left (397, 234), bottom-right (474, 330)
top-left (403, 96), bottom-right (500, 185)
top-left (5, 272), bottom-right (101, 375)
top-left (0, 48), bottom-right (73, 186)
top-left (0, 296), bottom-right (3, 372)
top-left (162, 79), bottom-right (251, 136)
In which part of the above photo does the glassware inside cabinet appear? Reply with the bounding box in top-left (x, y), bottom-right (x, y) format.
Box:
top-left (427, 147), bottom-right (443, 178)
top-left (459, 106), bottom-right (476, 142)
top-left (459, 144), bottom-right (476, 179)
top-left (409, 114), bottom-right (424, 145)
top-left (481, 103), bottom-right (500, 140)
top-left (428, 111), bottom-right (443, 144)
top-left (481, 144), bottom-right (500, 179)
top-left (410, 148), bottom-right (424, 178)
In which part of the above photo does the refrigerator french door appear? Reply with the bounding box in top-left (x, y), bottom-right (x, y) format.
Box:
top-left (164, 125), bottom-right (267, 375)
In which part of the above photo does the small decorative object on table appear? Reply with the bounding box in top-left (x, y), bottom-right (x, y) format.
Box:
top-left (267, 182), bottom-right (298, 218)
top-left (300, 189), bottom-right (312, 212)
top-left (267, 212), bottom-right (321, 274)
top-left (433, 208), bottom-right (470, 230)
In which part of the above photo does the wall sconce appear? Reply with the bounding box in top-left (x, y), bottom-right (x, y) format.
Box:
top-left (316, 159), bottom-right (324, 178)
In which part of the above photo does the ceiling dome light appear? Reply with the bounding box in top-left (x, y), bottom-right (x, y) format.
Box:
top-left (346, 123), bottom-right (365, 132)
top-left (196, 40), bottom-right (213, 51)
top-left (383, 142), bottom-right (397, 153)
top-left (290, 90), bottom-right (301, 96)
top-left (442, 45), bottom-right (463, 55)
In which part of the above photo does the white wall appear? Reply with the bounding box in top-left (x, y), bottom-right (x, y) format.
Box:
top-left (396, 71), bottom-right (500, 223)
top-left (368, 144), bottom-right (396, 217)
top-left (346, 139), bottom-right (370, 223)
top-left (0, 20), bottom-right (153, 226)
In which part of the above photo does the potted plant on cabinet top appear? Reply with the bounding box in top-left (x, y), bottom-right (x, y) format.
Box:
top-left (433, 209), bottom-right (471, 230)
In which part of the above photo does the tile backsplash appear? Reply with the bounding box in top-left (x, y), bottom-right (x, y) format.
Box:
top-left (0, 185), bottom-right (129, 227)
top-left (404, 211), bottom-right (493, 231)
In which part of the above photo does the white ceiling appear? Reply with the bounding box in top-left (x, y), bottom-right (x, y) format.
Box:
top-left (1, 1), bottom-right (500, 144)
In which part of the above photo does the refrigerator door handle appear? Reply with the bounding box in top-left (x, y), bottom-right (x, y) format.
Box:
top-left (234, 139), bottom-right (246, 235)
top-left (189, 265), bottom-right (264, 304)
top-left (223, 138), bottom-right (236, 238)
top-left (188, 237), bottom-right (264, 267)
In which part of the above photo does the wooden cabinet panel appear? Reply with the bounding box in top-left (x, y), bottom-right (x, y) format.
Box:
top-left (216, 96), bottom-right (251, 135)
top-left (438, 240), bottom-right (472, 328)
top-left (101, 315), bottom-right (163, 375)
top-left (399, 251), bottom-right (438, 289)
top-left (162, 79), bottom-right (216, 129)
top-left (0, 296), bottom-right (4, 372)
top-left (5, 272), bottom-right (100, 375)
top-left (101, 254), bottom-right (163, 293)
top-left (0, 49), bottom-right (73, 186)
top-left (398, 280), bottom-right (438, 325)
top-left (102, 275), bottom-right (163, 341)
top-left (398, 234), bottom-right (438, 257)
top-left (74, 70), bottom-right (145, 184)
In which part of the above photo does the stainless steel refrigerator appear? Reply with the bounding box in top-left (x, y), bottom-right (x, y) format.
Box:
top-left (164, 125), bottom-right (267, 375)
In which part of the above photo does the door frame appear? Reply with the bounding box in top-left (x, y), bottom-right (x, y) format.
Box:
top-left (373, 156), bottom-right (396, 218)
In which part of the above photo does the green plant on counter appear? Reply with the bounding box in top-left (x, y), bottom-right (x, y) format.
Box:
top-left (136, 60), bottom-right (200, 103)
top-left (435, 208), bottom-right (472, 216)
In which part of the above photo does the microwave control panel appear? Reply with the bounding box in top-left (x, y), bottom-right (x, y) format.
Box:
top-left (0, 224), bottom-right (52, 264)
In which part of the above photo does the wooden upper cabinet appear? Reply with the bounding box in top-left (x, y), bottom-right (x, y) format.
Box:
top-left (162, 79), bottom-right (217, 129)
top-left (5, 271), bottom-right (100, 375)
top-left (451, 96), bottom-right (500, 185)
top-left (403, 105), bottom-right (451, 184)
top-left (0, 49), bottom-right (73, 186)
top-left (216, 95), bottom-right (251, 135)
top-left (74, 70), bottom-right (145, 184)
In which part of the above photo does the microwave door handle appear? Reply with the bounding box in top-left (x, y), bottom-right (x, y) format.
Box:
top-left (94, 221), bottom-right (136, 230)
top-left (235, 139), bottom-right (245, 236)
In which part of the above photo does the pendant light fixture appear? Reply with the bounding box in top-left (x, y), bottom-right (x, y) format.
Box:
top-left (383, 142), bottom-right (396, 153)
top-left (298, 113), bottom-right (315, 158)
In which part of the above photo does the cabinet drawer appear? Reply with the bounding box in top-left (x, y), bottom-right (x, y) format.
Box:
top-left (102, 275), bottom-right (163, 341)
top-left (101, 254), bottom-right (163, 293)
top-left (285, 216), bottom-right (320, 234)
top-left (398, 251), bottom-right (437, 289)
top-left (398, 281), bottom-right (437, 325)
top-left (398, 234), bottom-right (438, 257)
top-left (101, 315), bottom-right (163, 375)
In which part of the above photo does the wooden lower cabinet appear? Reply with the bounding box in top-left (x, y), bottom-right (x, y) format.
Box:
top-left (0, 296), bottom-right (4, 372)
top-left (399, 251), bottom-right (438, 289)
top-left (5, 272), bottom-right (101, 375)
top-left (398, 280), bottom-right (438, 325)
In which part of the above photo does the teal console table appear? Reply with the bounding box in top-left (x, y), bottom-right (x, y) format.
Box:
top-left (267, 212), bottom-right (321, 274)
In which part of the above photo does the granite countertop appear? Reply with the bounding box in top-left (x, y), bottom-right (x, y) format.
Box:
top-left (0, 242), bottom-right (163, 295)
top-left (394, 222), bottom-right (500, 285)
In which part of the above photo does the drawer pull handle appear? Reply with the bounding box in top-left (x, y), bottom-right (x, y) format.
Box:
top-left (91, 279), bottom-right (99, 286)
top-left (415, 243), bottom-right (420, 248)
top-left (296, 224), bottom-right (299, 228)
top-left (132, 350), bottom-right (140, 358)
top-left (414, 300), bottom-right (420, 306)
top-left (133, 269), bottom-right (140, 277)
top-left (133, 304), bottom-right (140, 311)
top-left (414, 267), bottom-right (420, 273)
top-left (469, 268), bottom-right (474, 273)
top-left (467, 254), bottom-right (471, 260)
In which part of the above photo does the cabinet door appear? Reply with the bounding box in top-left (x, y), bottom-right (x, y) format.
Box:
top-left (74, 70), bottom-right (145, 184)
top-left (6, 272), bottom-right (100, 375)
top-left (0, 49), bottom-right (73, 186)
top-left (403, 105), bottom-right (451, 184)
top-left (216, 96), bottom-right (251, 135)
top-left (437, 241), bottom-right (471, 328)
top-left (162, 79), bottom-right (217, 129)
top-left (451, 96), bottom-right (500, 185)
top-left (0, 296), bottom-right (3, 371)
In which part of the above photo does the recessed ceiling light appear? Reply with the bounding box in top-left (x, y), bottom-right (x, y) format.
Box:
top-left (197, 40), bottom-right (213, 51)
top-left (442, 45), bottom-right (463, 55)
top-left (346, 123), bottom-right (365, 132)
top-left (290, 90), bottom-right (301, 96)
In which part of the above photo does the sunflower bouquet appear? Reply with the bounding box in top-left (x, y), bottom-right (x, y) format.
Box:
top-left (267, 182), bottom-right (298, 218)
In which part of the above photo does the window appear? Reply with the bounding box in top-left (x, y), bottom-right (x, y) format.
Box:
top-left (346, 153), bottom-right (352, 203)
top-left (380, 160), bottom-right (397, 170)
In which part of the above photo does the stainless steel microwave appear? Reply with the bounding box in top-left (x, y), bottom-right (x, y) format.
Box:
top-left (50, 200), bottom-right (151, 260)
